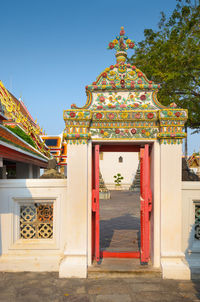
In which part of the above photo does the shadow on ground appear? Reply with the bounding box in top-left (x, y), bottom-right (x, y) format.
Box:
top-left (100, 214), bottom-right (140, 250)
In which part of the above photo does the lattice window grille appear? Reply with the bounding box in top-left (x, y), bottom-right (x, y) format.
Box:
top-left (195, 203), bottom-right (200, 241)
top-left (20, 203), bottom-right (53, 239)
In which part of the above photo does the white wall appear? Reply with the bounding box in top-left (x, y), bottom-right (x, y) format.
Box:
top-left (0, 179), bottom-right (67, 272)
top-left (59, 143), bottom-right (89, 278)
top-left (182, 182), bottom-right (200, 275)
top-left (150, 141), bottom-right (161, 268)
top-left (100, 152), bottom-right (139, 189)
top-left (160, 144), bottom-right (190, 279)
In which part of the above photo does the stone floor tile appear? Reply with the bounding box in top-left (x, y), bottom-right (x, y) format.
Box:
top-left (130, 292), bottom-right (193, 302)
top-left (179, 291), bottom-right (200, 300)
top-left (0, 284), bottom-right (16, 295)
top-left (0, 293), bottom-right (16, 302)
top-left (87, 283), bottom-right (128, 295)
top-left (123, 277), bottom-right (163, 283)
top-left (95, 294), bottom-right (131, 302)
top-left (178, 281), bottom-right (198, 292)
top-left (129, 281), bottom-right (178, 292)
top-left (63, 295), bottom-right (92, 302)
top-left (76, 286), bottom-right (86, 294)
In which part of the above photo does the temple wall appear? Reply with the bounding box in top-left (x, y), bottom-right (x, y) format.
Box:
top-left (100, 152), bottom-right (139, 190)
top-left (0, 179), bottom-right (67, 272)
top-left (59, 143), bottom-right (89, 278)
top-left (181, 182), bottom-right (200, 277)
top-left (160, 144), bottom-right (190, 279)
top-left (0, 143), bottom-right (199, 280)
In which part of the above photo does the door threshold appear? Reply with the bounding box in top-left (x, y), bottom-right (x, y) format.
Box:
top-left (88, 258), bottom-right (161, 278)
top-left (101, 251), bottom-right (140, 258)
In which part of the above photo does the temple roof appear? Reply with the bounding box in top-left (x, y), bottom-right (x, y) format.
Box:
top-left (0, 81), bottom-right (50, 158)
top-left (0, 125), bottom-right (49, 162)
top-left (41, 134), bottom-right (67, 166)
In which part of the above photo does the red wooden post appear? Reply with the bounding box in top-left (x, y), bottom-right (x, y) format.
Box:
top-left (140, 144), bottom-right (152, 263)
top-left (92, 145), bottom-right (100, 262)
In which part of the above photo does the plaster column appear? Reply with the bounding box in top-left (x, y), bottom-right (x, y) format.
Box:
top-left (150, 141), bottom-right (161, 268)
top-left (32, 165), bottom-right (40, 178)
top-left (0, 166), bottom-right (7, 179)
top-left (160, 143), bottom-right (190, 279)
top-left (28, 164), bottom-right (33, 178)
top-left (59, 142), bottom-right (88, 278)
top-left (16, 162), bottom-right (29, 178)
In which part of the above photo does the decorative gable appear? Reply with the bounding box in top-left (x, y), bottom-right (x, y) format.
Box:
top-left (63, 28), bottom-right (187, 145)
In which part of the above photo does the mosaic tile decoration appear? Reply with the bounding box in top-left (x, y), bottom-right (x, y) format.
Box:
top-left (195, 204), bottom-right (200, 240)
top-left (20, 203), bottom-right (53, 239)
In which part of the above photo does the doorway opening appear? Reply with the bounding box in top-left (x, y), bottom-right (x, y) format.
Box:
top-left (92, 144), bottom-right (152, 264)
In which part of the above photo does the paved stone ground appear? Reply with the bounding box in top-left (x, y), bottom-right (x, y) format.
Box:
top-left (100, 190), bottom-right (140, 252)
top-left (0, 272), bottom-right (200, 302)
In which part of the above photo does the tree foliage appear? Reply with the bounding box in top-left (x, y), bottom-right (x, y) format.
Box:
top-left (128, 0), bottom-right (200, 131)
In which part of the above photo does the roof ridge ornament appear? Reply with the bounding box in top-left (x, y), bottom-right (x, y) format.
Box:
top-left (108, 27), bottom-right (136, 63)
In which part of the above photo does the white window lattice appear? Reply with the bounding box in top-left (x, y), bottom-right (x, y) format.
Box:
top-left (195, 203), bottom-right (200, 241)
top-left (20, 203), bottom-right (53, 239)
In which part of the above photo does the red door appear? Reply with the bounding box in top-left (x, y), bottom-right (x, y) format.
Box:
top-left (92, 144), bottom-right (152, 263)
top-left (140, 144), bottom-right (152, 263)
top-left (92, 144), bottom-right (100, 262)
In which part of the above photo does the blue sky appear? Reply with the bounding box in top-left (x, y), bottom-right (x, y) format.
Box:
top-left (0, 0), bottom-right (199, 155)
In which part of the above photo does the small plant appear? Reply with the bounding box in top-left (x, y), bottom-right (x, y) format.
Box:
top-left (114, 173), bottom-right (124, 186)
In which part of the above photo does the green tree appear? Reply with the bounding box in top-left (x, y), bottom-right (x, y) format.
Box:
top-left (114, 173), bottom-right (124, 186)
top-left (128, 0), bottom-right (200, 156)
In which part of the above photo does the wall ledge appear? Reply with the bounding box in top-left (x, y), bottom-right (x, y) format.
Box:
top-left (0, 179), bottom-right (67, 188)
top-left (182, 181), bottom-right (200, 190)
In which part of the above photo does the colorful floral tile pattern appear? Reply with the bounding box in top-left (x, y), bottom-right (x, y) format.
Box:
top-left (86, 63), bottom-right (160, 92)
top-left (90, 127), bottom-right (159, 139)
top-left (89, 91), bottom-right (159, 111)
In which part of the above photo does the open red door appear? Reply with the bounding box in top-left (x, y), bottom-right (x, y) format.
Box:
top-left (92, 144), bottom-right (100, 262)
top-left (140, 144), bottom-right (152, 263)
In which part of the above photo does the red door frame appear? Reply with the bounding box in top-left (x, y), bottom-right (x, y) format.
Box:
top-left (140, 144), bottom-right (152, 263)
top-left (92, 145), bottom-right (100, 262)
top-left (92, 143), bottom-right (152, 263)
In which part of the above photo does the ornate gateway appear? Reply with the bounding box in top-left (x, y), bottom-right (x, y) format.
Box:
top-left (63, 27), bottom-right (187, 146)
top-left (63, 28), bottom-right (188, 264)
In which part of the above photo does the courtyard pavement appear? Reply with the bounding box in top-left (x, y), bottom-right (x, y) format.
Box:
top-left (100, 190), bottom-right (140, 252)
top-left (0, 272), bottom-right (200, 302)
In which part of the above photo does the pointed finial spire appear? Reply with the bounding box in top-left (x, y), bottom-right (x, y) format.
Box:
top-left (108, 27), bottom-right (136, 63)
top-left (120, 26), bottom-right (125, 36)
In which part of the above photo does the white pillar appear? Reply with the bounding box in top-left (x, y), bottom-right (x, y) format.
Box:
top-left (0, 157), bottom-right (3, 168)
top-left (32, 165), bottom-right (40, 178)
top-left (59, 142), bottom-right (88, 278)
top-left (1, 166), bottom-right (7, 179)
top-left (16, 162), bottom-right (29, 178)
top-left (150, 141), bottom-right (161, 268)
top-left (28, 164), bottom-right (33, 178)
top-left (160, 143), bottom-right (190, 279)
